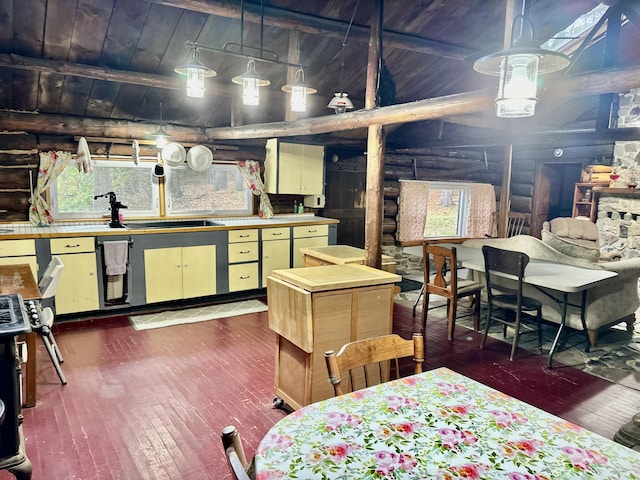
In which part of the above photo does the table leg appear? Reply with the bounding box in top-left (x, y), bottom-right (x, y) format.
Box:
top-left (23, 332), bottom-right (36, 408)
top-left (579, 290), bottom-right (590, 353)
top-left (547, 292), bottom-right (569, 369)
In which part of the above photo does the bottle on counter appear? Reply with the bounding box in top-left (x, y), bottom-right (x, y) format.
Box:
top-left (293, 200), bottom-right (298, 213)
top-left (298, 202), bottom-right (304, 214)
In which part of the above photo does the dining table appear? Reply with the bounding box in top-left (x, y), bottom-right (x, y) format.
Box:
top-left (0, 263), bottom-right (40, 408)
top-left (255, 367), bottom-right (640, 479)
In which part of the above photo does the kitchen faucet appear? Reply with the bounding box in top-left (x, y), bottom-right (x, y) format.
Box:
top-left (94, 192), bottom-right (127, 228)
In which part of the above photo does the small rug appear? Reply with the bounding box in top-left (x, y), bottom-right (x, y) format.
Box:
top-left (396, 289), bottom-right (640, 391)
top-left (129, 299), bottom-right (268, 331)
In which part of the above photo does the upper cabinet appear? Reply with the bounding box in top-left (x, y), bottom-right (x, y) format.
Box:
top-left (264, 138), bottom-right (325, 195)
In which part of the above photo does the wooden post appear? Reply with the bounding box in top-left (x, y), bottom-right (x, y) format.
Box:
top-left (364, 0), bottom-right (384, 270)
top-left (285, 29), bottom-right (301, 122)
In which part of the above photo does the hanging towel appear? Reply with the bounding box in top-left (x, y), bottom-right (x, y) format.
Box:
top-left (103, 240), bottom-right (129, 276)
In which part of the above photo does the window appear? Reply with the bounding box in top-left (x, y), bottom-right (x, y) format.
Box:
top-left (51, 160), bottom-right (159, 219)
top-left (165, 163), bottom-right (253, 215)
top-left (423, 182), bottom-right (470, 238)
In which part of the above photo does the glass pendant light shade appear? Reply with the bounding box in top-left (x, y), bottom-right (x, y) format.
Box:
top-left (281, 69), bottom-right (317, 113)
top-left (174, 47), bottom-right (217, 99)
top-left (495, 54), bottom-right (539, 118)
top-left (153, 129), bottom-right (168, 149)
top-left (327, 92), bottom-right (354, 114)
top-left (232, 59), bottom-right (270, 106)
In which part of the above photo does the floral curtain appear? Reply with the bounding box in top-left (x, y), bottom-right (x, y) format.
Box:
top-left (237, 160), bottom-right (274, 218)
top-left (29, 151), bottom-right (72, 226)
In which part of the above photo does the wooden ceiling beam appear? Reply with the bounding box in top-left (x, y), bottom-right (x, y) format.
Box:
top-left (146, 0), bottom-right (473, 60)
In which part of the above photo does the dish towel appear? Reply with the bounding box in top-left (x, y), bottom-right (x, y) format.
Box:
top-left (103, 240), bottom-right (129, 275)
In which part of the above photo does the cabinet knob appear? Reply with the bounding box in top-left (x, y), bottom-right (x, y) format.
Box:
top-left (89, 271), bottom-right (95, 276)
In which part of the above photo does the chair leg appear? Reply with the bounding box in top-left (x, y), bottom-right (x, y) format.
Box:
top-left (536, 308), bottom-right (543, 354)
top-left (472, 292), bottom-right (481, 332)
top-left (412, 285), bottom-right (424, 317)
top-left (480, 304), bottom-right (492, 349)
top-left (40, 328), bottom-right (67, 385)
top-left (509, 312), bottom-right (522, 361)
top-left (421, 291), bottom-right (430, 335)
top-left (447, 298), bottom-right (457, 341)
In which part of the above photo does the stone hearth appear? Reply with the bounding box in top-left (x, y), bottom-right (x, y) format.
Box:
top-left (597, 193), bottom-right (640, 259)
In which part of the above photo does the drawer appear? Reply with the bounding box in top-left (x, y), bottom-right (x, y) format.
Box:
top-left (229, 229), bottom-right (259, 243)
top-left (228, 242), bottom-right (259, 263)
top-left (262, 227), bottom-right (290, 240)
top-left (229, 263), bottom-right (259, 291)
top-left (293, 224), bottom-right (328, 239)
top-left (50, 237), bottom-right (95, 254)
top-left (0, 239), bottom-right (36, 257)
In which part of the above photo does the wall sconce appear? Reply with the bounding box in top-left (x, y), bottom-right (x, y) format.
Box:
top-left (150, 102), bottom-right (169, 149)
top-left (232, 58), bottom-right (270, 106)
top-left (473, 3), bottom-right (570, 118)
top-left (281, 69), bottom-right (317, 112)
top-left (174, 46), bottom-right (217, 99)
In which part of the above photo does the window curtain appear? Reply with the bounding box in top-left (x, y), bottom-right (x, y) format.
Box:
top-left (237, 160), bottom-right (274, 218)
top-left (467, 183), bottom-right (497, 238)
top-left (29, 151), bottom-right (73, 226)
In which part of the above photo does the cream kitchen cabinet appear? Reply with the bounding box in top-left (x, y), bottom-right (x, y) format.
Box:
top-left (50, 237), bottom-right (100, 314)
top-left (144, 245), bottom-right (217, 303)
top-left (261, 227), bottom-right (290, 286)
top-left (0, 239), bottom-right (38, 280)
top-left (292, 224), bottom-right (329, 268)
top-left (228, 229), bottom-right (259, 292)
top-left (264, 138), bottom-right (325, 195)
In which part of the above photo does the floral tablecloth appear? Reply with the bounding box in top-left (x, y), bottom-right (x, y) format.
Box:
top-left (255, 367), bottom-right (640, 479)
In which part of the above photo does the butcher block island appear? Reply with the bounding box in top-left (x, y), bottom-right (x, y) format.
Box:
top-left (267, 264), bottom-right (400, 410)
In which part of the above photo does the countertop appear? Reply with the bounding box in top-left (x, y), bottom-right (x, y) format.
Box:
top-left (0, 214), bottom-right (339, 239)
top-left (269, 264), bottom-right (400, 292)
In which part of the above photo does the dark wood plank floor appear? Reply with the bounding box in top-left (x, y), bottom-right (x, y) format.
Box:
top-left (4, 300), bottom-right (640, 480)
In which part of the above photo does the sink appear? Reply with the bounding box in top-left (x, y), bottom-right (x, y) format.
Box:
top-left (124, 220), bottom-right (223, 229)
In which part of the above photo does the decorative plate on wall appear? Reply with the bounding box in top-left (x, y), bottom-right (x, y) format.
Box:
top-left (161, 143), bottom-right (186, 166)
top-left (187, 145), bottom-right (213, 172)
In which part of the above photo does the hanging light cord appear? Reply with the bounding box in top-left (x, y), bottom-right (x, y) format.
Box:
top-left (337, 0), bottom-right (360, 94)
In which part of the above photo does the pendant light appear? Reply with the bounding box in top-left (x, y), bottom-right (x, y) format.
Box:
top-left (232, 58), bottom-right (270, 106)
top-left (473, 1), bottom-right (570, 118)
top-left (150, 102), bottom-right (169, 149)
top-left (174, 46), bottom-right (217, 99)
top-left (281, 68), bottom-right (317, 112)
top-left (328, 0), bottom-right (358, 114)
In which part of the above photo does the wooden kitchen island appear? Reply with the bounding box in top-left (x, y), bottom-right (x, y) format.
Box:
top-left (267, 264), bottom-right (400, 410)
top-left (300, 244), bottom-right (396, 272)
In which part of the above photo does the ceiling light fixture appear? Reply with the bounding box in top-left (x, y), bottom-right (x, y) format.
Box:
top-left (150, 102), bottom-right (169, 149)
top-left (281, 68), bottom-right (317, 112)
top-left (232, 58), bottom-right (270, 106)
top-left (472, 0), bottom-right (570, 118)
top-left (174, 46), bottom-right (217, 99)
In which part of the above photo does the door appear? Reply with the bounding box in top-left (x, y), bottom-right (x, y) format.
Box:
top-left (56, 253), bottom-right (100, 314)
top-left (262, 239), bottom-right (290, 286)
top-left (145, 247), bottom-right (182, 303)
top-left (182, 245), bottom-right (217, 299)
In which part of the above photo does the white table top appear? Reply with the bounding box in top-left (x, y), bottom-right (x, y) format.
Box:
top-left (446, 244), bottom-right (617, 293)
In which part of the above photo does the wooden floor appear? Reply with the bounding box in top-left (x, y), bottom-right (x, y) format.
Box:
top-left (4, 300), bottom-right (640, 480)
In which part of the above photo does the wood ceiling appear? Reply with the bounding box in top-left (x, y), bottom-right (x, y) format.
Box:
top-left (1, 0), bottom-right (640, 151)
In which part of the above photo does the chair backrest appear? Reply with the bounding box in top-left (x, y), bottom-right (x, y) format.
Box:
top-left (506, 212), bottom-right (527, 237)
top-left (482, 245), bottom-right (529, 305)
top-left (38, 256), bottom-right (64, 300)
top-left (423, 244), bottom-right (457, 301)
top-left (221, 425), bottom-right (253, 480)
top-left (324, 333), bottom-right (424, 397)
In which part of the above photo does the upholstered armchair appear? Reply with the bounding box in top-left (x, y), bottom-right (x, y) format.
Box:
top-left (541, 217), bottom-right (621, 262)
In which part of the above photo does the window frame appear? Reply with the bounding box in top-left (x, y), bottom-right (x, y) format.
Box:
top-left (422, 182), bottom-right (471, 239)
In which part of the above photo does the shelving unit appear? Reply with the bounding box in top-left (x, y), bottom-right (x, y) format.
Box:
top-left (572, 183), bottom-right (598, 221)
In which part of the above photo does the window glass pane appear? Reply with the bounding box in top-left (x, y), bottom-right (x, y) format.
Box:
top-left (165, 164), bottom-right (252, 215)
top-left (422, 183), bottom-right (469, 238)
top-left (52, 161), bottom-right (158, 219)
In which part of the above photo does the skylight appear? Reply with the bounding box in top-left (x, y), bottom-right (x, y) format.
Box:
top-left (541, 3), bottom-right (609, 51)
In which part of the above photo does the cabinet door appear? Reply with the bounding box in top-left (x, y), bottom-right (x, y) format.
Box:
top-left (182, 245), bottom-right (217, 299)
top-left (266, 141), bottom-right (324, 195)
top-left (55, 253), bottom-right (100, 314)
top-left (299, 144), bottom-right (325, 195)
top-left (293, 236), bottom-right (328, 268)
top-left (262, 239), bottom-right (291, 286)
top-left (144, 247), bottom-right (183, 303)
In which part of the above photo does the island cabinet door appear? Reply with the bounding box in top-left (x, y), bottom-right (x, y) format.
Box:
top-left (182, 245), bottom-right (216, 299)
top-left (144, 247), bottom-right (183, 303)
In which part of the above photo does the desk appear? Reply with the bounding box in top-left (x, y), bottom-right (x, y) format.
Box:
top-left (255, 367), bottom-right (640, 478)
top-left (0, 264), bottom-right (40, 408)
top-left (444, 244), bottom-right (617, 368)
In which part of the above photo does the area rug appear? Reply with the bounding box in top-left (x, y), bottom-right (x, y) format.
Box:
top-left (396, 288), bottom-right (640, 392)
top-left (129, 299), bottom-right (268, 331)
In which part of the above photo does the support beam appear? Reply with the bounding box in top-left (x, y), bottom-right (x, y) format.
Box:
top-left (146, 0), bottom-right (473, 60)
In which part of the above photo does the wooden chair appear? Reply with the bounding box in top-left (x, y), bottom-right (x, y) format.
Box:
top-left (487, 212), bottom-right (527, 238)
top-left (221, 425), bottom-right (254, 480)
top-left (421, 245), bottom-right (483, 340)
top-left (324, 333), bottom-right (424, 396)
top-left (481, 246), bottom-right (543, 361)
top-left (34, 255), bottom-right (67, 384)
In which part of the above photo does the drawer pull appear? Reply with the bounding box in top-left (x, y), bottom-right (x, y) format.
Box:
top-left (271, 232), bottom-right (283, 236)
top-left (308, 229), bottom-right (317, 233)
top-left (240, 250), bottom-right (250, 254)
top-left (65, 244), bottom-right (81, 248)
top-left (240, 275), bottom-right (251, 279)
top-left (239, 234), bottom-right (250, 238)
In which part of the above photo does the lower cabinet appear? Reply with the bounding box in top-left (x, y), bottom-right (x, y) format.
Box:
top-left (292, 225), bottom-right (329, 267)
top-left (228, 229), bottom-right (259, 292)
top-left (144, 245), bottom-right (217, 303)
top-left (261, 227), bottom-right (291, 286)
top-left (50, 237), bottom-right (100, 314)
